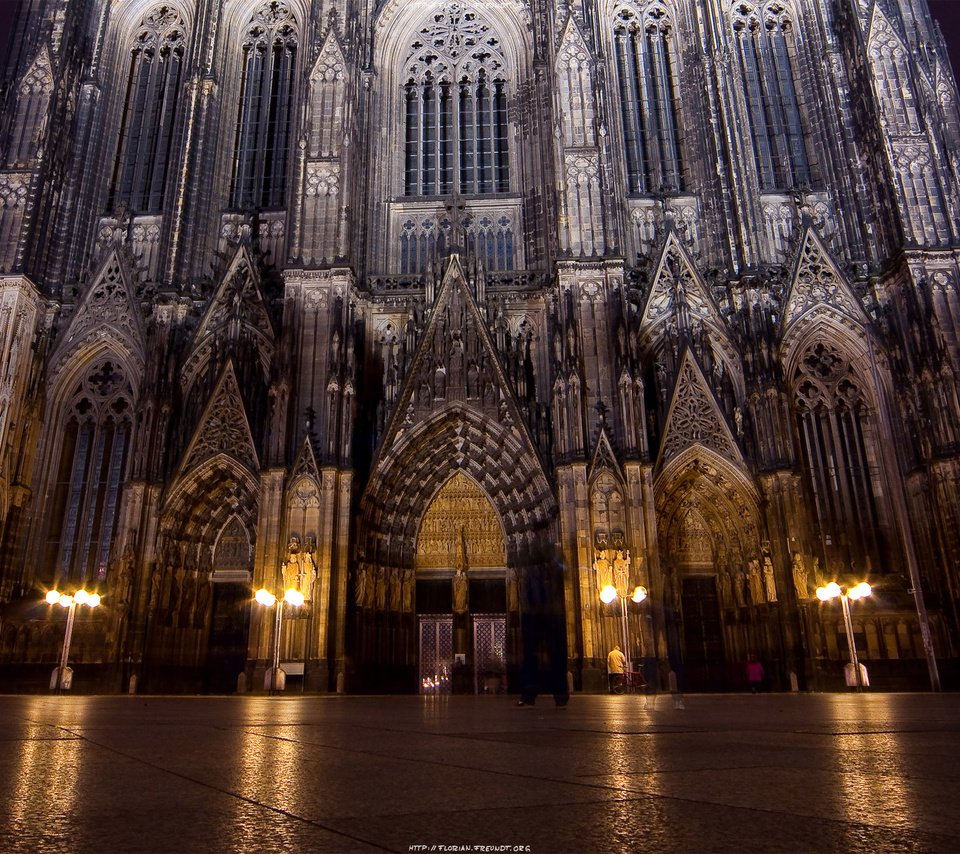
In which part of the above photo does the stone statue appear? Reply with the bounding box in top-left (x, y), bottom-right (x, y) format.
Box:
top-left (719, 571), bottom-right (732, 606)
top-left (792, 552), bottom-right (808, 600)
top-left (734, 569), bottom-right (746, 608)
top-left (506, 568), bottom-right (519, 612)
top-left (453, 569), bottom-right (468, 613)
top-left (401, 569), bottom-right (415, 612)
top-left (355, 565), bottom-right (368, 608)
top-left (748, 560), bottom-right (764, 605)
top-left (389, 570), bottom-right (401, 611)
top-left (149, 569), bottom-right (162, 612)
top-left (613, 549), bottom-right (630, 592)
top-left (763, 558), bottom-right (777, 602)
top-left (593, 549), bottom-right (613, 592)
top-left (375, 567), bottom-right (386, 610)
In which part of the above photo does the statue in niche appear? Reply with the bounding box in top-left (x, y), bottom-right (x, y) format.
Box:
top-left (763, 557), bottom-right (777, 602)
top-left (748, 560), bottom-right (764, 605)
top-left (299, 550), bottom-right (317, 600)
top-left (812, 556), bottom-right (823, 587)
top-left (453, 569), bottom-right (468, 613)
top-left (354, 564), bottom-right (368, 608)
top-left (734, 569), bottom-right (747, 607)
top-left (401, 569), bottom-right (415, 612)
top-left (149, 568), bottom-right (162, 612)
top-left (282, 554), bottom-right (300, 592)
top-left (719, 571), bottom-right (732, 606)
top-left (613, 549), bottom-right (630, 592)
top-left (506, 568), bottom-right (519, 612)
top-left (593, 549), bottom-right (613, 591)
top-left (287, 535), bottom-right (300, 559)
top-left (389, 570), bottom-right (401, 611)
top-left (114, 547), bottom-right (133, 610)
top-left (792, 553), bottom-right (808, 600)
top-left (466, 362), bottom-right (479, 398)
top-left (375, 566), bottom-right (386, 610)
top-left (434, 361), bottom-right (447, 398)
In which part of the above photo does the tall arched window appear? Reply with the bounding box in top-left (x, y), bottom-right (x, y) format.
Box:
top-left (732, 1), bottom-right (810, 190)
top-left (231, 1), bottom-right (298, 210)
top-left (613, 2), bottom-right (683, 195)
top-left (109, 5), bottom-right (187, 212)
top-left (43, 357), bottom-right (134, 585)
top-left (793, 342), bottom-right (891, 572)
top-left (403, 5), bottom-right (509, 198)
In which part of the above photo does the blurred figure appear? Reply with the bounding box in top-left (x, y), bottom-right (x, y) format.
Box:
top-left (746, 653), bottom-right (764, 693)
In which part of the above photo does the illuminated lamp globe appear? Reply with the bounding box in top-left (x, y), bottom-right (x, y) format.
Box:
top-left (600, 585), bottom-right (618, 604)
top-left (284, 588), bottom-right (305, 607)
top-left (74, 589), bottom-right (90, 605)
top-left (46, 590), bottom-right (60, 605)
top-left (255, 588), bottom-right (276, 607)
top-left (58, 593), bottom-right (73, 607)
top-left (632, 586), bottom-right (648, 603)
top-left (87, 593), bottom-right (101, 608)
top-left (848, 582), bottom-right (872, 601)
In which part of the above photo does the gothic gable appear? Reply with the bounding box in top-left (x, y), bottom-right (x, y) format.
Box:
top-left (182, 244), bottom-right (275, 393)
top-left (372, 255), bottom-right (539, 469)
top-left (178, 361), bottom-right (259, 476)
top-left (639, 231), bottom-right (735, 363)
top-left (18, 45), bottom-right (53, 95)
top-left (289, 434), bottom-right (320, 491)
top-left (50, 249), bottom-right (146, 379)
top-left (588, 428), bottom-right (624, 485)
top-left (781, 227), bottom-right (867, 334)
top-left (657, 348), bottom-right (744, 470)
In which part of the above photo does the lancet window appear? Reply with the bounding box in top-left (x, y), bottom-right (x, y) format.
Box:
top-left (109, 5), bottom-right (187, 212)
top-left (792, 342), bottom-right (889, 571)
top-left (402, 5), bottom-right (510, 197)
top-left (732, 1), bottom-right (810, 190)
top-left (44, 358), bottom-right (134, 585)
top-left (231, 1), bottom-right (298, 210)
top-left (613, 3), bottom-right (683, 195)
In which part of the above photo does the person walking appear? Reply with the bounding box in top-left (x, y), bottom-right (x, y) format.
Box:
top-left (746, 653), bottom-right (764, 693)
top-left (607, 644), bottom-right (626, 693)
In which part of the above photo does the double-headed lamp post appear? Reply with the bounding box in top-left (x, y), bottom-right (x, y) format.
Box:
top-left (816, 581), bottom-right (872, 691)
top-left (600, 583), bottom-right (648, 670)
top-left (45, 588), bottom-right (101, 692)
top-left (255, 587), bottom-right (305, 694)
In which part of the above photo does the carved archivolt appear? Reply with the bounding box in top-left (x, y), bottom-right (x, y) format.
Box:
top-left (416, 472), bottom-right (505, 570)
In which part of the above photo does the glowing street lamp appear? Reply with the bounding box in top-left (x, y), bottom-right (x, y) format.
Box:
top-left (816, 581), bottom-right (872, 691)
top-left (255, 587), bottom-right (305, 693)
top-left (45, 588), bottom-right (101, 692)
top-left (600, 582), bottom-right (648, 673)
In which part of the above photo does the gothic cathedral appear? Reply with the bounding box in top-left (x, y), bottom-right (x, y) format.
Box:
top-left (1, 0), bottom-right (959, 694)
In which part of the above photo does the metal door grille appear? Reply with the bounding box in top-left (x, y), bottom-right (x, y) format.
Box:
top-left (419, 616), bottom-right (453, 694)
top-left (473, 615), bottom-right (506, 694)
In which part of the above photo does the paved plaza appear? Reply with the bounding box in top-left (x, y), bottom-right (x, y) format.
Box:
top-left (0, 692), bottom-right (957, 853)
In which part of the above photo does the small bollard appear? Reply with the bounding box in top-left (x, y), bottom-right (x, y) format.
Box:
top-left (789, 671), bottom-right (799, 692)
top-left (128, 674), bottom-right (137, 694)
top-left (336, 671), bottom-right (345, 693)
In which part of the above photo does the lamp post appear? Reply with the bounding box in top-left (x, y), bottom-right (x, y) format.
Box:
top-left (255, 587), bottom-right (304, 694)
top-left (45, 588), bottom-right (101, 692)
top-left (816, 581), bottom-right (871, 691)
top-left (600, 582), bottom-right (648, 673)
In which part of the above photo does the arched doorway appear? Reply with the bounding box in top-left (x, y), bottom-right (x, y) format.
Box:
top-left (414, 472), bottom-right (509, 693)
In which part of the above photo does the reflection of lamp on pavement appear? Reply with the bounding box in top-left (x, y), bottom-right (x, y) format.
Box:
top-left (255, 587), bottom-right (305, 694)
top-left (816, 581), bottom-right (872, 691)
top-left (45, 589), bottom-right (101, 692)
top-left (600, 581), bottom-right (648, 673)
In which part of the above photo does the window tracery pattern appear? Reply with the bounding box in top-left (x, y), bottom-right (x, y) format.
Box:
top-left (109, 5), bottom-right (187, 212)
top-left (732, 1), bottom-right (809, 190)
top-left (613, 2), bottom-right (683, 194)
top-left (403, 4), bottom-right (509, 197)
top-left (793, 342), bottom-right (887, 568)
top-left (45, 358), bottom-right (133, 584)
top-left (231, 1), bottom-right (298, 209)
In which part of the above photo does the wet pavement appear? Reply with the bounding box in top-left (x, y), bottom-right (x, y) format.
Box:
top-left (0, 692), bottom-right (957, 853)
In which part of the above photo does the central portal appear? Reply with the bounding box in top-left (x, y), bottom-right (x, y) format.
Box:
top-left (415, 472), bottom-right (512, 694)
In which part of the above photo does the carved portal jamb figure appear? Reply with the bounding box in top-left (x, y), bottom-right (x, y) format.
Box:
top-left (389, 570), bottom-right (401, 611)
top-left (763, 557), bottom-right (777, 602)
top-left (506, 567), bottom-right (519, 612)
top-left (401, 569), bottom-right (415, 612)
top-left (748, 559), bottom-right (764, 605)
top-left (792, 552), bottom-right (808, 600)
top-left (354, 564), bottom-right (368, 608)
top-left (375, 566), bottom-right (386, 610)
top-left (453, 568), bottom-right (468, 613)
top-left (613, 549), bottom-right (630, 593)
top-left (593, 548), bottom-right (613, 592)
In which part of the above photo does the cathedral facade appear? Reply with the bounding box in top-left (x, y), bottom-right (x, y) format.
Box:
top-left (0, 0), bottom-right (959, 694)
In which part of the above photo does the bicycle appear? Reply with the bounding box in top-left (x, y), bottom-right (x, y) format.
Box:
top-left (611, 669), bottom-right (647, 695)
